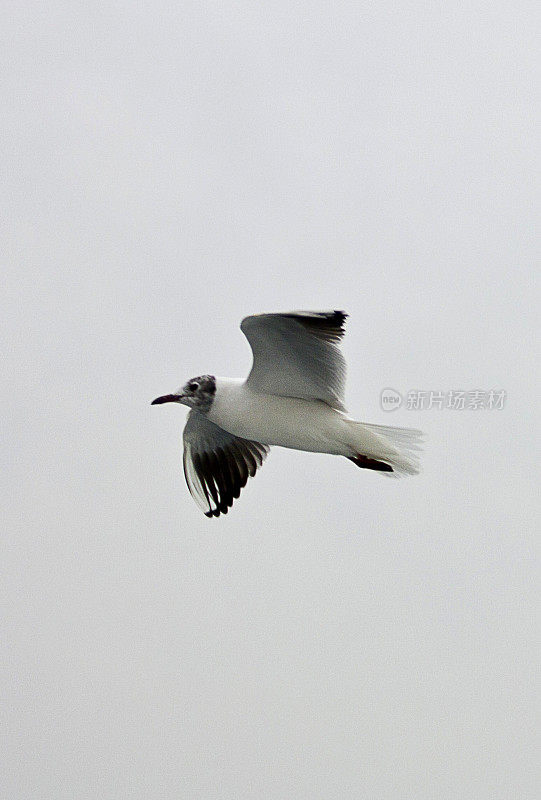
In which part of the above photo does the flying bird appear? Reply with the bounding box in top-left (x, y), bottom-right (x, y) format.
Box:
top-left (152, 311), bottom-right (422, 517)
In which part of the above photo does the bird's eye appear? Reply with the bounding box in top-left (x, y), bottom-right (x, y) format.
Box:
top-left (188, 381), bottom-right (198, 392)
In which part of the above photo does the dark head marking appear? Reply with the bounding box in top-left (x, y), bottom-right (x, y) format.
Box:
top-left (182, 374), bottom-right (216, 412)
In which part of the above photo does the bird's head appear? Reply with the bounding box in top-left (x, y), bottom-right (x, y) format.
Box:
top-left (151, 374), bottom-right (216, 412)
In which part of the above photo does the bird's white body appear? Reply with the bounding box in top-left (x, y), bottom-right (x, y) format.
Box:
top-left (207, 377), bottom-right (420, 475)
top-left (208, 378), bottom-right (352, 456)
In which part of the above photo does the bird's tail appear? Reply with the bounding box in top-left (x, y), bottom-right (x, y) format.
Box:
top-left (345, 420), bottom-right (423, 476)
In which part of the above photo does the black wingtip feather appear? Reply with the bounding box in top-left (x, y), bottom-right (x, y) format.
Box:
top-left (286, 310), bottom-right (348, 342)
top-left (188, 439), bottom-right (269, 518)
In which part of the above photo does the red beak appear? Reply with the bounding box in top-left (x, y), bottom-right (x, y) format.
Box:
top-left (151, 394), bottom-right (181, 405)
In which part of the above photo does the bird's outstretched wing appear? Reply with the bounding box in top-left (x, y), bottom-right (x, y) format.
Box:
top-left (183, 410), bottom-right (269, 518)
top-left (241, 310), bottom-right (348, 411)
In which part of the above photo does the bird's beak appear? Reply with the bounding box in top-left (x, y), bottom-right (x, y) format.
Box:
top-left (151, 394), bottom-right (182, 405)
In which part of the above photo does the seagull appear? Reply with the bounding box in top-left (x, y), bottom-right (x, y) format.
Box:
top-left (152, 310), bottom-right (422, 517)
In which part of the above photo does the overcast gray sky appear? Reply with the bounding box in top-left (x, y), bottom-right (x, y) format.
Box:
top-left (2, 2), bottom-right (538, 798)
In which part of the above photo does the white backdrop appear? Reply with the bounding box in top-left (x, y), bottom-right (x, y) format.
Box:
top-left (2, 2), bottom-right (537, 798)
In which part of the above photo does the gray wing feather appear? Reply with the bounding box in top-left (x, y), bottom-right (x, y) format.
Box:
top-left (241, 310), bottom-right (348, 411)
top-left (183, 410), bottom-right (269, 518)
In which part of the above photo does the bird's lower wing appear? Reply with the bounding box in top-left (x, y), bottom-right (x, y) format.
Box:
top-left (183, 410), bottom-right (270, 518)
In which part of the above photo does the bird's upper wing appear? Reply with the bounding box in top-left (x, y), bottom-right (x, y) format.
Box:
top-left (183, 410), bottom-right (270, 518)
top-left (241, 310), bottom-right (348, 411)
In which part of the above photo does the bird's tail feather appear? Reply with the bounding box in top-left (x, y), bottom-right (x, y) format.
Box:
top-left (346, 420), bottom-right (423, 476)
